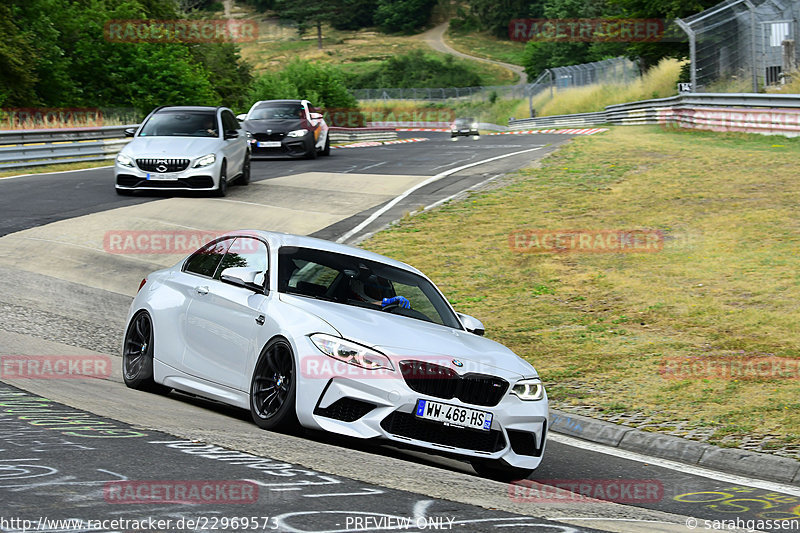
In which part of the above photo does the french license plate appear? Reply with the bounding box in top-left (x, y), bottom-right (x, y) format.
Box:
top-left (257, 141), bottom-right (281, 148)
top-left (461, 129), bottom-right (471, 133)
top-left (415, 399), bottom-right (492, 431)
top-left (146, 173), bottom-right (178, 181)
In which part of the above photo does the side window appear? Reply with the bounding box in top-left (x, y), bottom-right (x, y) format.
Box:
top-left (184, 238), bottom-right (233, 278)
top-left (214, 237), bottom-right (268, 282)
top-left (222, 111), bottom-right (238, 132)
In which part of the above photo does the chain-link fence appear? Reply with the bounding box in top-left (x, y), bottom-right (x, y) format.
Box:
top-left (351, 57), bottom-right (639, 102)
top-left (677, 0), bottom-right (800, 91)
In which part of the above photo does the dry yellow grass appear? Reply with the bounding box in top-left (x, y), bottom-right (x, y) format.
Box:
top-left (512, 58), bottom-right (684, 118)
top-left (363, 125), bottom-right (800, 449)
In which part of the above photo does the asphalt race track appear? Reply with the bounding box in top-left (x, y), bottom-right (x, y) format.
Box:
top-left (1, 130), bottom-right (798, 533)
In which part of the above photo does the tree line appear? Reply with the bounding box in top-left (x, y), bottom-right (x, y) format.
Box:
top-left (451, 0), bottom-right (721, 75)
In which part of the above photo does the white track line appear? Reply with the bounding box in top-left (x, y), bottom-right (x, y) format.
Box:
top-left (335, 146), bottom-right (545, 243)
top-left (0, 164), bottom-right (112, 181)
top-left (550, 433), bottom-right (800, 496)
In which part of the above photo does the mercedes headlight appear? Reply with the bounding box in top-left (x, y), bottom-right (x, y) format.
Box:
top-left (471, 122), bottom-right (479, 130)
top-left (310, 333), bottom-right (393, 371)
top-left (193, 153), bottom-right (216, 168)
top-left (116, 153), bottom-right (134, 167)
top-left (286, 129), bottom-right (308, 138)
top-left (511, 378), bottom-right (545, 401)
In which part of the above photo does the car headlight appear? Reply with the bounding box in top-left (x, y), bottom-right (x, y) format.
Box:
top-left (511, 378), bottom-right (545, 401)
top-left (310, 333), bottom-right (393, 371)
top-left (116, 153), bottom-right (134, 167)
top-left (193, 153), bottom-right (216, 168)
top-left (471, 123), bottom-right (479, 129)
top-left (286, 129), bottom-right (308, 138)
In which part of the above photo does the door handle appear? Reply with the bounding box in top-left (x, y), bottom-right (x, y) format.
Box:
top-left (195, 286), bottom-right (209, 295)
top-left (255, 315), bottom-right (265, 326)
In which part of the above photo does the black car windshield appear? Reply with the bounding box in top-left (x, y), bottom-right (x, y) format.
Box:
top-left (278, 247), bottom-right (461, 329)
top-left (250, 104), bottom-right (304, 120)
top-left (139, 112), bottom-right (218, 138)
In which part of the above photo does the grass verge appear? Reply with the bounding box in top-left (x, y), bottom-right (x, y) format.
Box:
top-left (362, 125), bottom-right (800, 450)
top-left (0, 160), bottom-right (112, 179)
top-left (445, 27), bottom-right (527, 67)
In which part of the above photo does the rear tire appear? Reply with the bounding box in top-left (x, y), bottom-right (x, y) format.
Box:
top-left (250, 338), bottom-right (299, 431)
top-left (471, 459), bottom-right (534, 482)
top-left (214, 161), bottom-right (227, 197)
top-left (122, 311), bottom-right (170, 394)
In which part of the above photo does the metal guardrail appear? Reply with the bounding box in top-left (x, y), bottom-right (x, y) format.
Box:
top-left (0, 125), bottom-right (136, 170)
top-left (0, 125), bottom-right (404, 171)
top-left (509, 93), bottom-right (800, 136)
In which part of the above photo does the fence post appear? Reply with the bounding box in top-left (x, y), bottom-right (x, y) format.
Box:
top-left (744, 0), bottom-right (758, 93)
top-left (676, 18), bottom-right (697, 91)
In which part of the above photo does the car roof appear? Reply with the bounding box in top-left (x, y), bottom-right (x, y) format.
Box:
top-left (223, 230), bottom-right (423, 275)
top-left (156, 106), bottom-right (223, 113)
top-left (254, 100), bottom-right (304, 106)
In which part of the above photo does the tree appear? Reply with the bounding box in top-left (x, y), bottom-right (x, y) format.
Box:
top-left (375, 0), bottom-right (437, 34)
top-left (273, 2), bottom-right (339, 49)
top-left (249, 60), bottom-right (357, 109)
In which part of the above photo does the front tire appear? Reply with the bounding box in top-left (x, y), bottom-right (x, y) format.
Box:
top-left (238, 153), bottom-right (250, 185)
top-left (214, 161), bottom-right (227, 197)
top-left (471, 459), bottom-right (534, 482)
top-left (122, 311), bottom-right (169, 393)
top-left (305, 139), bottom-right (317, 160)
top-left (250, 338), bottom-right (299, 431)
top-left (321, 134), bottom-right (331, 156)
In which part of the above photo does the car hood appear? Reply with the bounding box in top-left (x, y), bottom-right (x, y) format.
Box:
top-left (123, 136), bottom-right (221, 158)
top-left (280, 294), bottom-right (535, 378)
top-left (243, 118), bottom-right (305, 133)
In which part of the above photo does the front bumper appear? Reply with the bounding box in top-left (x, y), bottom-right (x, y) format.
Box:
top-left (451, 129), bottom-right (479, 137)
top-left (295, 340), bottom-right (548, 469)
top-left (249, 137), bottom-right (312, 158)
top-left (114, 161), bottom-right (221, 192)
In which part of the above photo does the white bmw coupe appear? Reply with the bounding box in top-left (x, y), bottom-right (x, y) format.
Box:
top-left (122, 230), bottom-right (548, 480)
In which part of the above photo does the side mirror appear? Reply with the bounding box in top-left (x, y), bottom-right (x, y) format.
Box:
top-left (220, 267), bottom-right (265, 291)
top-left (309, 112), bottom-right (323, 120)
top-left (124, 128), bottom-right (136, 137)
top-left (236, 114), bottom-right (247, 122)
top-left (224, 129), bottom-right (239, 139)
top-left (457, 312), bottom-right (485, 336)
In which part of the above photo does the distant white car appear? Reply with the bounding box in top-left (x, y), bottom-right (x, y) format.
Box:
top-left (236, 99), bottom-right (330, 159)
top-left (115, 106), bottom-right (250, 197)
top-left (122, 230), bottom-right (548, 480)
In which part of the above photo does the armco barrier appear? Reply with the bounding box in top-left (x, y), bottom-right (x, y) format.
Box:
top-left (0, 125), bottom-right (399, 171)
top-left (510, 93), bottom-right (800, 137)
top-left (0, 125), bottom-right (136, 170)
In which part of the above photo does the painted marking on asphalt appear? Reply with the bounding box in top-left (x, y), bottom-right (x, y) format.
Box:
top-left (336, 146), bottom-right (546, 243)
top-left (549, 433), bottom-right (800, 497)
top-left (0, 165), bottom-right (113, 181)
top-left (421, 173), bottom-right (504, 213)
top-left (304, 488), bottom-right (385, 498)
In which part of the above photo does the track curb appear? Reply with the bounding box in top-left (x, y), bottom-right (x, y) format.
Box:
top-left (549, 408), bottom-right (800, 484)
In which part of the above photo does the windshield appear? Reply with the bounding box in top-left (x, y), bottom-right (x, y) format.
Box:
top-left (249, 104), bottom-right (304, 120)
top-left (139, 111), bottom-right (218, 138)
top-left (278, 247), bottom-right (461, 329)
top-left (454, 118), bottom-right (475, 126)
